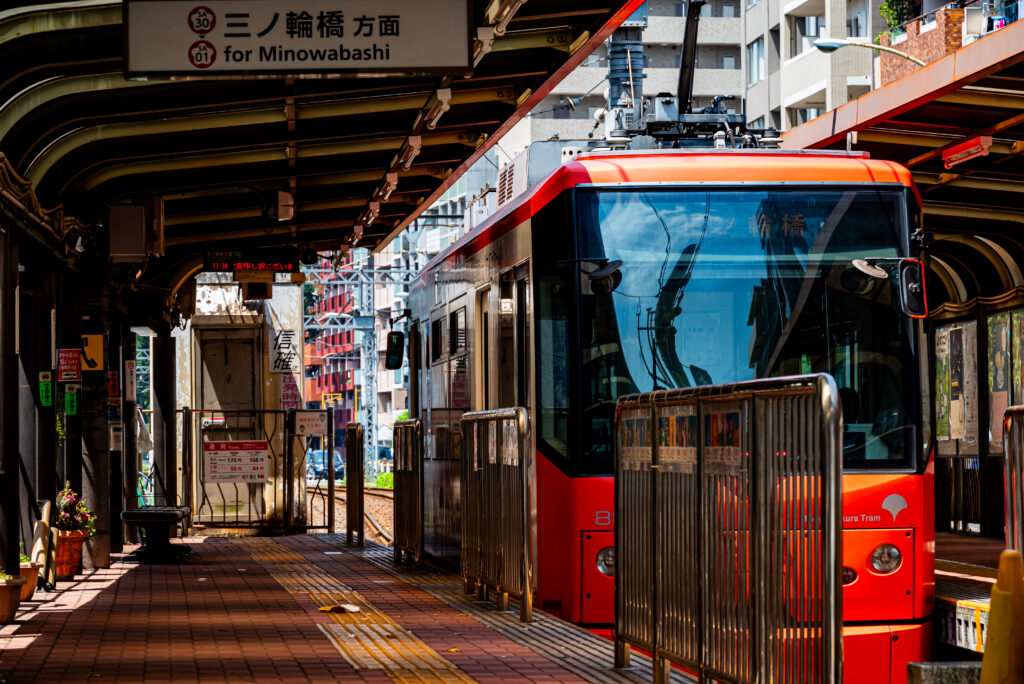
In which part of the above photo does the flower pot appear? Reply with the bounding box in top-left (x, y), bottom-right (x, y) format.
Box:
top-left (18, 563), bottom-right (40, 601)
top-left (56, 529), bottom-right (89, 580)
top-left (0, 575), bottom-right (26, 623)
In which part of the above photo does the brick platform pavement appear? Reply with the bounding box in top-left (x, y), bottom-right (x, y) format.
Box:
top-left (0, 536), bottom-right (608, 683)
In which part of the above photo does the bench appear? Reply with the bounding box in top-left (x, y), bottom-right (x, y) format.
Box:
top-left (120, 506), bottom-right (191, 563)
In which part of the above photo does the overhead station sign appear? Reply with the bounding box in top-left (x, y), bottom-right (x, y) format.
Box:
top-left (124, 1), bottom-right (472, 76)
top-left (204, 250), bottom-right (299, 273)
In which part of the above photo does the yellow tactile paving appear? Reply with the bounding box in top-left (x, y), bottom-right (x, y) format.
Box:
top-left (235, 538), bottom-right (471, 683)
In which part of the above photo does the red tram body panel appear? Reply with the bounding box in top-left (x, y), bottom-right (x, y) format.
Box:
top-left (408, 148), bottom-right (931, 682)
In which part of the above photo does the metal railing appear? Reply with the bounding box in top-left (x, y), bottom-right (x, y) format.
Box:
top-left (393, 419), bottom-right (423, 565)
top-left (614, 374), bottom-right (842, 684)
top-left (460, 407), bottom-right (533, 622)
top-left (346, 423), bottom-right (364, 545)
top-left (1003, 407), bottom-right (1024, 551)
top-left (300, 408), bottom-right (337, 534)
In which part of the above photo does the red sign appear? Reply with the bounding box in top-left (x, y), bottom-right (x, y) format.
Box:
top-left (203, 441), bottom-right (268, 452)
top-left (108, 370), bottom-right (120, 397)
top-left (58, 349), bottom-right (81, 382)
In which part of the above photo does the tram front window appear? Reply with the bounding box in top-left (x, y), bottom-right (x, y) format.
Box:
top-left (577, 188), bottom-right (917, 474)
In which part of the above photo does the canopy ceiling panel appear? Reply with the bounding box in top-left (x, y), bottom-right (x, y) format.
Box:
top-left (0, 0), bottom-right (639, 304)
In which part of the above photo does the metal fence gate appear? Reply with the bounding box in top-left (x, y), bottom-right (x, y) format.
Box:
top-left (393, 419), bottom-right (423, 565)
top-left (346, 423), bottom-right (364, 545)
top-left (460, 407), bottom-right (533, 622)
top-left (1004, 407), bottom-right (1024, 551)
top-left (299, 408), bottom-right (337, 533)
top-left (614, 375), bottom-right (842, 684)
top-left (187, 408), bottom-right (334, 532)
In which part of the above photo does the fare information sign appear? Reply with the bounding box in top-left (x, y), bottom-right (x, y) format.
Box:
top-left (125, 1), bottom-right (471, 75)
top-left (203, 440), bottom-right (270, 482)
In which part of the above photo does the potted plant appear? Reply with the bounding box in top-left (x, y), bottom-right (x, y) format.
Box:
top-left (54, 482), bottom-right (95, 580)
top-left (18, 544), bottom-right (40, 601)
top-left (0, 572), bottom-right (26, 623)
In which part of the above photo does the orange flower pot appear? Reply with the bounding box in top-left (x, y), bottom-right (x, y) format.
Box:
top-left (18, 563), bottom-right (40, 601)
top-left (56, 529), bottom-right (89, 580)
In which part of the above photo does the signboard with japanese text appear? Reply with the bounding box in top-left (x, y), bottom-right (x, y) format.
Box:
top-left (65, 385), bottom-right (79, 415)
top-left (271, 329), bottom-right (300, 374)
top-left (125, 360), bottom-right (137, 402)
top-left (125, 1), bottom-right (471, 76)
top-left (203, 440), bottom-right (269, 482)
top-left (281, 374), bottom-right (301, 410)
top-left (294, 410), bottom-right (328, 435)
top-left (39, 372), bottom-right (53, 407)
top-left (59, 349), bottom-right (81, 381)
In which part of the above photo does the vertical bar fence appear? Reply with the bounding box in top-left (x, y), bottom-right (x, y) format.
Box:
top-left (393, 419), bottom-right (423, 565)
top-left (346, 423), bottom-right (364, 545)
top-left (1003, 407), bottom-right (1024, 551)
top-left (297, 407), bottom-right (335, 533)
top-left (460, 407), bottom-right (533, 622)
top-left (614, 374), bottom-right (842, 684)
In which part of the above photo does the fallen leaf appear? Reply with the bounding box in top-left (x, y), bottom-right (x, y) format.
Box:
top-left (447, 647), bottom-right (461, 653)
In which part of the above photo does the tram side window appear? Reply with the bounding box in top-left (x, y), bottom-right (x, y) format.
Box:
top-left (450, 307), bottom-right (466, 355)
top-left (431, 317), bottom-right (445, 362)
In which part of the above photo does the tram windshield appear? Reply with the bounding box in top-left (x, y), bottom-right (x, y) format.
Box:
top-left (573, 187), bottom-right (917, 474)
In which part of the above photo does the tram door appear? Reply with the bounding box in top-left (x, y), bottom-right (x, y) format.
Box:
top-left (498, 263), bottom-right (531, 409)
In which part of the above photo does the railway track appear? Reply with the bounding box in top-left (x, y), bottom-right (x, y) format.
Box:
top-left (306, 485), bottom-right (394, 542)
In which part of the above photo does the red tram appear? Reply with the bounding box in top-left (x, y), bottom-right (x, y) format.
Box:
top-left (407, 146), bottom-right (931, 682)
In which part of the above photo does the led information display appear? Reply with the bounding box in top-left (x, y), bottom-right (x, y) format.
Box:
top-left (204, 250), bottom-right (299, 273)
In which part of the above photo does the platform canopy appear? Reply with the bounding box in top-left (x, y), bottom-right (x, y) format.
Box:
top-left (0, 1), bottom-right (639, 291)
top-left (783, 21), bottom-right (1024, 306)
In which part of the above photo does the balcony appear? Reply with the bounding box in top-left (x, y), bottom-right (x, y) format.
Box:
top-left (879, 4), bottom-right (978, 85)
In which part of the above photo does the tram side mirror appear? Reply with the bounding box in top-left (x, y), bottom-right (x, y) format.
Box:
top-left (589, 259), bottom-right (623, 296)
top-left (384, 331), bottom-right (405, 370)
top-left (898, 258), bottom-right (928, 319)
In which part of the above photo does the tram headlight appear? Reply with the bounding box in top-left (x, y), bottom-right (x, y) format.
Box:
top-left (596, 546), bottom-right (616, 576)
top-left (871, 544), bottom-right (902, 573)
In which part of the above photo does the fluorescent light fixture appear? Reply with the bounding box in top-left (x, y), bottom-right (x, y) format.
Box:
top-left (425, 89), bottom-right (452, 130)
top-left (942, 135), bottom-right (992, 169)
top-left (360, 202), bottom-right (380, 227)
top-left (350, 223), bottom-right (364, 246)
top-left (494, 0), bottom-right (527, 36)
top-left (473, 27), bottom-right (496, 66)
top-left (375, 172), bottom-right (398, 203)
top-left (398, 135), bottom-right (422, 170)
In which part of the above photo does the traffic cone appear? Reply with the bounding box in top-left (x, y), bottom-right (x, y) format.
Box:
top-left (981, 550), bottom-right (1024, 684)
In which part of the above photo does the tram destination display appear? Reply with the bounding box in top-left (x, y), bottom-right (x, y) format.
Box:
top-left (203, 440), bottom-right (269, 482)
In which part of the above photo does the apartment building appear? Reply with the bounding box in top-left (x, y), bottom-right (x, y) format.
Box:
top-left (744, 0), bottom-right (884, 129)
top-left (501, 0), bottom-right (746, 155)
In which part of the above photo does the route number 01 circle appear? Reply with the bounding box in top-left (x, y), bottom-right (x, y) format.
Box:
top-left (188, 40), bottom-right (217, 69)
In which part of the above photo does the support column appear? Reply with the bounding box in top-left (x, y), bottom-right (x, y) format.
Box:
top-left (58, 273), bottom-right (82, 494)
top-left (152, 332), bottom-right (177, 509)
top-left (18, 272), bottom-right (38, 549)
top-left (36, 272), bottom-right (57, 504)
top-left (122, 332), bottom-right (138, 543)
top-left (80, 306), bottom-right (110, 570)
top-left (107, 314), bottom-right (123, 553)
top-left (0, 231), bottom-right (20, 574)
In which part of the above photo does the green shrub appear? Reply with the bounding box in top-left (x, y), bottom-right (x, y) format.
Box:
top-left (375, 472), bottom-right (394, 489)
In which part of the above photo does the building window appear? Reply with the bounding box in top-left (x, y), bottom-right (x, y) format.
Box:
top-left (723, 54), bottom-right (736, 69)
top-left (748, 0), bottom-right (758, 7)
top-left (748, 116), bottom-right (765, 130)
top-left (747, 37), bottom-right (765, 86)
top-left (675, 1), bottom-right (686, 16)
top-left (722, 3), bottom-right (736, 17)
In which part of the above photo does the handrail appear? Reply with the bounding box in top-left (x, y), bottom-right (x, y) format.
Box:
top-left (1003, 407), bottom-right (1024, 551)
top-left (614, 374), bottom-right (842, 684)
top-left (461, 407), bottom-right (533, 622)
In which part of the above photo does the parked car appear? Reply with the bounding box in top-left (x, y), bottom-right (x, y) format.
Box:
top-left (305, 449), bottom-right (344, 482)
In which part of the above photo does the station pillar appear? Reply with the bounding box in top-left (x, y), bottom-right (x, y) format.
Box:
top-left (0, 231), bottom-right (20, 574)
top-left (81, 298), bottom-right (110, 570)
top-left (58, 272), bottom-right (83, 495)
top-left (107, 313), bottom-right (123, 553)
top-left (152, 331), bottom-right (177, 512)
top-left (122, 331), bottom-right (138, 543)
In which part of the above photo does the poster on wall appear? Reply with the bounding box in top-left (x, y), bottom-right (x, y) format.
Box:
top-left (1012, 310), bottom-right (1024, 406)
top-left (989, 313), bottom-right (1011, 446)
top-left (949, 327), bottom-right (965, 439)
top-left (935, 328), bottom-right (950, 441)
top-left (658, 405), bottom-right (697, 474)
top-left (962, 321), bottom-right (979, 441)
top-left (619, 408), bottom-right (651, 467)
